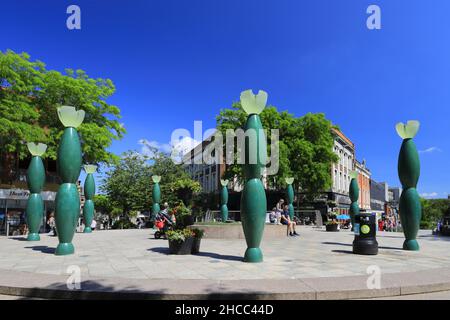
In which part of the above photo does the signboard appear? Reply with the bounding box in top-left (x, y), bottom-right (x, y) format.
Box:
top-left (0, 189), bottom-right (56, 201)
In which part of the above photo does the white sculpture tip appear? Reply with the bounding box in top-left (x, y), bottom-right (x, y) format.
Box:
top-left (396, 120), bottom-right (420, 139)
top-left (240, 89), bottom-right (267, 115)
top-left (27, 142), bottom-right (47, 157)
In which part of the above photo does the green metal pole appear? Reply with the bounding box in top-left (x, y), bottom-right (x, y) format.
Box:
top-left (220, 179), bottom-right (229, 222)
top-left (83, 165), bottom-right (97, 233)
top-left (26, 143), bottom-right (47, 241)
top-left (55, 106), bottom-right (85, 255)
top-left (396, 120), bottom-right (421, 251)
top-left (240, 90), bottom-right (268, 263)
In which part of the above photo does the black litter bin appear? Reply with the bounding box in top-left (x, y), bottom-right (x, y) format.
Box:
top-left (353, 213), bottom-right (378, 255)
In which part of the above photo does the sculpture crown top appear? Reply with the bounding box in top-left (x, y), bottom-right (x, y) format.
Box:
top-left (396, 120), bottom-right (420, 139)
top-left (240, 89), bottom-right (267, 115)
top-left (83, 164), bottom-right (97, 174)
top-left (285, 177), bottom-right (294, 185)
top-left (57, 106), bottom-right (85, 128)
top-left (27, 142), bottom-right (47, 157)
top-left (152, 175), bottom-right (161, 183)
top-left (220, 179), bottom-right (229, 187)
top-left (349, 170), bottom-right (358, 180)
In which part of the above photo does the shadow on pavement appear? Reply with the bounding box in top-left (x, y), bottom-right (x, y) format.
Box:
top-left (148, 247), bottom-right (242, 261)
top-left (24, 246), bottom-right (55, 254)
top-left (9, 237), bottom-right (28, 241)
top-left (332, 249), bottom-right (353, 254)
top-left (323, 241), bottom-right (402, 251)
top-left (194, 251), bottom-right (242, 262)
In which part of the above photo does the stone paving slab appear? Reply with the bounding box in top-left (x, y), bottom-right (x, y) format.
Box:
top-left (0, 226), bottom-right (449, 299)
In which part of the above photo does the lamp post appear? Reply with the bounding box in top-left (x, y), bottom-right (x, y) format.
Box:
top-left (26, 142), bottom-right (47, 241)
top-left (240, 89), bottom-right (268, 263)
top-left (55, 106), bottom-right (85, 255)
top-left (396, 120), bottom-right (421, 251)
top-left (83, 165), bottom-right (97, 233)
top-left (285, 177), bottom-right (294, 220)
top-left (220, 179), bottom-right (229, 222)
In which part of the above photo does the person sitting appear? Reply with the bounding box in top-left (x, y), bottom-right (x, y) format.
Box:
top-left (281, 205), bottom-right (299, 237)
top-left (269, 207), bottom-right (277, 224)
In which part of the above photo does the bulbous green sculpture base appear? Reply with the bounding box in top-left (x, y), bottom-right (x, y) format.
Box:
top-left (55, 243), bottom-right (75, 256)
top-left (55, 183), bottom-right (80, 256)
top-left (244, 247), bottom-right (263, 263)
top-left (220, 205), bottom-right (228, 222)
top-left (241, 178), bottom-right (266, 263)
top-left (27, 233), bottom-right (40, 241)
top-left (403, 239), bottom-right (420, 251)
top-left (84, 227), bottom-right (92, 233)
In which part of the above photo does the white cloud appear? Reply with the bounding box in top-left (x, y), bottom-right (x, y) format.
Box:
top-left (420, 192), bottom-right (439, 198)
top-left (138, 137), bottom-right (201, 161)
top-left (138, 139), bottom-right (172, 158)
top-left (419, 147), bottom-right (442, 154)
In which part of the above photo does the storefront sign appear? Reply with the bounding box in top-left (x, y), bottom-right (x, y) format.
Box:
top-left (0, 189), bottom-right (56, 201)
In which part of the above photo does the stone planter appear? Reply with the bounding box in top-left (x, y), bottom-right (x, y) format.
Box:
top-left (191, 237), bottom-right (201, 254)
top-left (168, 237), bottom-right (194, 255)
top-left (326, 224), bottom-right (339, 232)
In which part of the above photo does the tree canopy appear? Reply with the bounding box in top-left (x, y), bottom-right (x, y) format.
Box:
top-left (100, 149), bottom-right (201, 217)
top-left (0, 50), bottom-right (125, 164)
top-left (216, 102), bottom-right (338, 200)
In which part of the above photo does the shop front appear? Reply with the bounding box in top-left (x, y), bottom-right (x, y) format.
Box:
top-left (0, 189), bottom-right (56, 236)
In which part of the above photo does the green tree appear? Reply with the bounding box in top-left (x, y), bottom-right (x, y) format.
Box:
top-left (216, 102), bottom-right (338, 200)
top-left (0, 50), bottom-right (125, 166)
top-left (100, 149), bottom-right (201, 218)
top-left (420, 198), bottom-right (450, 229)
top-left (147, 146), bottom-right (202, 206)
top-left (100, 152), bottom-right (152, 216)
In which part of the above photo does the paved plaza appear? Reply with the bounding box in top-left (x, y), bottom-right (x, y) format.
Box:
top-left (0, 226), bottom-right (449, 299)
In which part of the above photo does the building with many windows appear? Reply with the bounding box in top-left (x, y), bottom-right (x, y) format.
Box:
top-left (355, 159), bottom-right (371, 211)
top-left (328, 128), bottom-right (355, 215)
top-left (0, 153), bottom-right (59, 236)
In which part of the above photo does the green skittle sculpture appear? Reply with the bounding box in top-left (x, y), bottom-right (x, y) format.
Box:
top-left (285, 177), bottom-right (295, 220)
top-left (240, 89), bottom-right (268, 263)
top-left (83, 165), bottom-right (97, 233)
top-left (152, 175), bottom-right (161, 216)
top-left (55, 106), bottom-right (85, 255)
top-left (349, 170), bottom-right (360, 229)
top-left (396, 120), bottom-right (421, 251)
top-left (26, 142), bottom-right (47, 241)
top-left (220, 179), bottom-right (229, 222)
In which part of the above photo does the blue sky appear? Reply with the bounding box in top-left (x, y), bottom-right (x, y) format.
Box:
top-left (1, 0), bottom-right (449, 198)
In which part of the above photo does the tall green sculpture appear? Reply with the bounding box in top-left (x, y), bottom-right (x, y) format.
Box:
top-left (396, 120), bottom-right (421, 251)
top-left (349, 171), bottom-right (360, 229)
top-left (83, 165), bottom-right (97, 233)
top-left (240, 89), bottom-right (268, 263)
top-left (26, 142), bottom-right (47, 241)
top-left (55, 106), bottom-right (85, 255)
top-left (152, 175), bottom-right (161, 215)
top-left (285, 177), bottom-right (295, 220)
top-left (220, 179), bottom-right (229, 222)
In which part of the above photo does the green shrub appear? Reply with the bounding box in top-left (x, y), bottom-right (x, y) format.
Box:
top-left (191, 228), bottom-right (204, 239)
top-left (111, 219), bottom-right (136, 229)
top-left (167, 228), bottom-right (194, 242)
